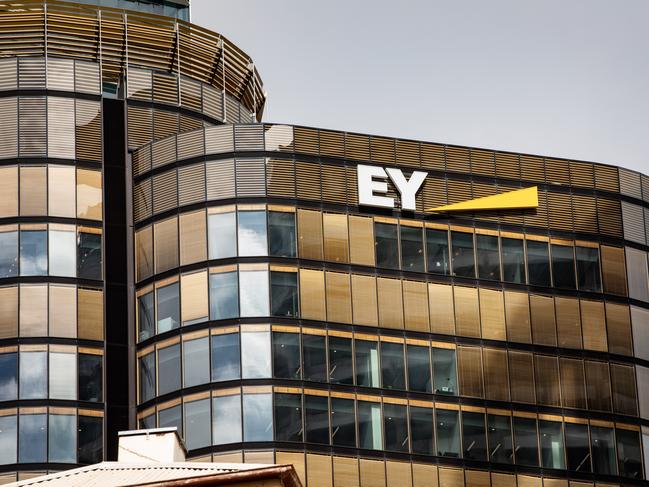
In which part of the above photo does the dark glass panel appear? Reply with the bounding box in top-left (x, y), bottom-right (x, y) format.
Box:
top-left (407, 345), bottom-right (431, 393)
top-left (426, 228), bottom-right (450, 275)
top-left (138, 292), bottom-right (154, 341)
top-left (329, 336), bottom-right (353, 385)
top-left (565, 423), bottom-right (591, 472)
top-left (49, 414), bottom-right (76, 463)
top-left (355, 340), bottom-right (380, 388)
top-left (159, 405), bottom-right (182, 437)
top-left (513, 417), bottom-right (539, 466)
top-left (488, 414), bottom-right (513, 464)
top-left (209, 271), bottom-right (239, 321)
top-left (19, 413), bottom-right (47, 463)
top-left (381, 341), bottom-right (405, 390)
top-left (451, 231), bottom-right (475, 278)
top-left (375, 223), bottom-right (399, 270)
top-left (139, 353), bottom-right (155, 403)
top-left (502, 238), bottom-right (525, 283)
top-left (432, 348), bottom-right (457, 395)
top-left (79, 353), bottom-right (102, 402)
top-left (270, 271), bottom-right (298, 317)
top-left (269, 211), bottom-right (296, 257)
top-left (77, 231), bottom-right (102, 280)
top-left (303, 334), bottom-right (327, 382)
top-left (0, 230), bottom-right (18, 277)
top-left (462, 411), bottom-right (487, 461)
top-left (383, 403), bottom-right (409, 452)
top-left (358, 401), bottom-right (382, 450)
top-left (331, 398), bottom-right (355, 447)
top-left (400, 226), bottom-right (425, 272)
top-left (157, 344), bottom-right (181, 396)
top-left (539, 420), bottom-right (565, 470)
top-left (274, 393), bottom-right (303, 442)
top-left (576, 246), bottom-right (602, 292)
top-left (410, 406), bottom-right (434, 455)
top-left (305, 395), bottom-right (329, 445)
top-left (551, 244), bottom-right (576, 289)
top-left (210, 333), bottom-right (240, 382)
top-left (273, 332), bottom-right (301, 379)
top-left (616, 428), bottom-right (642, 479)
top-left (78, 415), bottom-right (102, 464)
top-left (526, 240), bottom-right (551, 287)
top-left (0, 352), bottom-right (17, 401)
top-left (19, 229), bottom-right (47, 276)
top-left (477, 234), bottom-right (501, 280)
top-left (185, 399), bottom-right (211, 450)
top-left (591, 426), bottom-right (617, 475)
top-left (436, 409), bottom-right (460, 458)
top-left (183, 337), bottom-right (210, 388)
top-left (156, 282), bottom-right (180, 333)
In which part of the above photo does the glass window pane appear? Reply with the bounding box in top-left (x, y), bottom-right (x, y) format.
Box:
top-left (159, 405), bottom-right (182, 437)
top-left (179, 210), bottom-right (207, 265)
top-left (50, 351), bottom-right (77, 400)
top-left (331, 397), bottom-right (355, 447)
top-left (19, 350), bottom-right (47, 399)
top-left (238, 211), bottom-right (267, 257)
top-left (20, 167), bottom-right (46, 216)
top-left (358, 401), bottom-right (382, 450)
top-left (591, 426), bottom-right (617, 475)
top-left (375, 223), bottom-right (399, 269)
top-left (513, 417), bottom-right (538, 466)
top-left (355, 339), bottom-right (379, 388)
top-left (540, 420), bottom-right (565, 470)
top-left (138, 292), bottom-right (154, 342)
top-left (433, 348), bottom-right (457, 395)
top-left (77, 231), bottom-right (102, 280)
top-left (436, 409), bottom-right (460, 457)
top-left (410, 406), bottom-right (434, 455)
top-left (183, 337), bottom-right (209, 388)
top-left (527, 240), bottom-right (551, 286)
top-left (156, 282), bottom-right (180, 333)
top-left (616, 428), bottom-right (642, 479)
top-left (211, 332), bottom-right (240, 382)
top-left (401, 226), bottom-right (425, 272)
top-left (49, 166), bottom-right (76, 218)
top-left (79, 353), bottom-right (102, 402)
top-left (477, 234), bottom-right (501, 280)
top-left (565, 422), bottom-right (591, 472)
top-left (273, 332), bottom-right (301, 379)
top-left (0, 415), bottom-right (17, 465)
top-left (157, 344), bottom-right (181, 396)
top-left (0, 228), bottom-right (18, 278)
top-left (243, 392), bottom-right (273, 441)
top-left (269, 211), bottom-right (296, 257)
top-left (78, 415), bottom-right (102, 464)
top-left (451, 231), bottom-right (475, 278)
top-left (0, 352), bottom-right (17, 401)
top-left (463, 412), bottom-right (487, 461)
top-left (305, 395), bottom-right (329, 445)
top-left (239, 269), bottom-right (269, 317)
top-left (488, 414), bottom-right (513, 464)
top-left (407, 345), bottom-right (431, 393)
top-left (274, 393), bottom-right (302, 442)
top-left (20, 229), bottom-right (47, 276)
top-left (76, 168), bottom-right (102, 221)
top-left (381, 341), bottom-right (405, 390)
top-left (384, 403), bottom-right (408, 452)
top-left (426, 228), bottom-right (450, 275)
top-left (154, 217), bottom-right (178, 274)
top-left (185, 398), bottom-right (211, 450)
top-left (19, 413), bottom-right (46, 463)
top-left (329, 336), bottom-right (353, 385)
top-left (576, 246), bottom-right (601, 292)
top-left (241, 329), bottom-right (271, 379)
top-left (49, 414), bottom-right (76, 463)
top-left (208, 211), bottom-right (237, 260)
top-left (212, 394), bottom-right (242, 445)
top-left (552, 244), bottom-right (576, 289)
top-left (502, 238), bottom-right (525, 283)
top-left (209, 271), bottom-right (239, 320)
top-left (303, 334), bottom-right (327, 382)
top-left (139, 352), bottom-right (155, 403)
top-left (271, 271), bottom-right (298, 317)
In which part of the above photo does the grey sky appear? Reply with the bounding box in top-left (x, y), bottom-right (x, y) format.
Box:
top-left (192, 0), bottom-right (649, 173)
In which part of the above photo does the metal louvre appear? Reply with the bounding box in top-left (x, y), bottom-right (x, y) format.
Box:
top-left (642, 175), bottom-right (649, 202)
top-left (152, 136), bottom-right (177, 169)
top-left (205, 125), bottom-right (234, 154)
top-left (205, 158), bottom-right (234, 201)
top-left (152, 170), bottom-right (178, 215)
top-left (594, 164), bottom-right (619, 193)
top-left (597, 197), bottom-right (623, 237)
top-left (133, 178), bottom-right (152, 222)
top-left (127, 67), bottom-right (153, 100)
top-left (470, 149), bottom-right (495, 177)
top-left (569, 161), bottom-right (595, 189)
top-left (177, 129), bottom-right (204, 161)
top-left (622, 202), bottom-right (647, 245)
top-left (18, 57), bottom-right (45, 89)
top-left (235, 157), bottom-right (266, 197)
top-left (520, 155), bottom-right (545, 183)
top-left (74, 60), bottom-right (101, 95)
top-left (294, 127), bottom-right (319, 156)
top-left (420, 142), bottom-right (445, 170)
top-left (153, 109), bottom-right (179, 142)
top-left (0, 97), bottom-right (17, 159)
top-left (264, 124), bottom-right (293, 152)
top-left (421, 176), bottom-right (447, 211)
top-left (47, 96), bottom-right (75, 159)
top-left (345, 133), bottom-right (369, 161)
top-left (296, 161), bottom-right (322, 201)
top-left (495, 152), bottom-right (520, 180)
top-left (133, 145), bottom-right (152, 177)
top-left (545, 158), bottom-right (571, 186)
top-left (547, 191), bottom-right (573, 232)
top-left (571, 193), bottom-right (598, 234)
top-left (446, 146), bottom-right (470, 174)
top-left (18, 96), bottom-right (46, 157)
top-left (179, 113), bottom-right (202, 133)
top-left (321, 163), bottom-right (346, 204)
top-left (234, 124), bottom-right (264, 152)
top-left (152, 72), bottom-right (178, 105)
top-left (180, 76), bottom-right (202, 112)
top-left (127, 105), bottom-right (153, 150)
top-left (202, 84), bottom-right (223, 121)
top-left (266, 158), bottom-right (295, 198)
top-left (319, 130), bottom-right (344, 159)
top-left (395, 139), bottom-right (419, 167)
top-left (224, 95), bottom-right (240, 123)
top-left (0, 57), bottom-right (17, 90)
top-left (619, 168), bottom-right (643, 200)
top-left (46, 57), bottom-right (74, 91)
top-left (178, 163), bottom-right (206, 206)
top-left (370, 136), bottom-right (395, 165)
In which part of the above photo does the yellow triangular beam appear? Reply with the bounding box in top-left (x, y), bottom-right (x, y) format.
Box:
top-left (428, 186), bottom-right (538, 213)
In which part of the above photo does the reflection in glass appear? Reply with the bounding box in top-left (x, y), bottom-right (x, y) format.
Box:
top-left (243, 392), bottom-right (273, 441)
top-left (426, 229), bottom-right (450, 275)
top-left (239, 269), bottom-right (269, 317)
top-left (208, 212), bottom-right (237, 259)
top-left (358, 401), bottom-right (382, 450)
top-left (139, 353), bottom-right (155, 403)
top-left (79, 353), bottom-right (102, 402)
top-left (303, 334), bottom-right (327, 382)
top-left (502, 238), bottom-right (525, 283)
top-left (410, 406), bottom-right (434, 455)
top-left (329, 336), bottom-right (353, 385)
top-left (488, 414), bottom-right (513, 464)
top-left (238, 211), bottom-right (267, 257)
top-left (49, 414), bottom-right (76, 463)
top-left (268, 211), bottom-right (296, 257)
top-left (183, 337), bottom-right (210, 387)
top-left (576, 246), bottom-right (602, 292)
top-left (185, 399), bottom-right (211, 450)
top-left (513, 417), bottom-right (539, 466)
top-left (375, 223), bottom-right (399, 270)
top-left (212, 394), bottom-right (241, 445)
top-left (209, 271), bottom-right (239, 320)
top-left (0, 352), bottom-right (17, 401)
top-left (211, 333), bottom-right (240, 382)
top-left (381, 341), bottom-right (405, 390)
top-left (477, 234), bottom-right (501, 280)
top-left (463, 412), bottom-right (487, 461)
top-left (77, 231), bottom-right (102, 280)
top-left (436, 409), bottom-right (460, 457)
top-left (49, 228), bottom-right (76, 277)
top-left (0, 229), bottom-right (18, 277)
top-left (19, 413), bottom-right (47, 463)
top-left (49, 351), bottom-right (76, 400)
top-left (20, 229), bottom-right (47, 276)
top-left (565, 423), bottom-right (591, 472)
top-left (331, 398), bottom-right (355, 447)
top-left (355, 340), bottom-right (379, 388)
top-left (527, 240), bottom-right (551, 287)
top-left (270, 271), bottom-right (298, 317)
top-left (19, 351), bottom-right (47, 399)
top-left (241, 330), bottom-right (271, 379)
top-left (400, 226), bottom-right (425, 272)
top-left (451, 232), bottom-right (475, 278)
top-left (274, 393), bottom-right (302, 442)
top-left (384, 403), bottom-right (408, 452)
top-left (551, 244), bottom-right (576, 289)
top-left (0, 415), bottom-right (17, 465)
top-left (305, 395), bottom-right (329, 445)
top-left (616, 428), bottom-right (642, 478)
top-left (157, 344), bottom-right (181, 396)
top-left (138, 292), bottom-right (154, 341)
top-left (407, 345), bottom-right (431, 393)
top-left (159, 405), bottom-right (182, 437)
top-left (540, 420), bottom-right (565, 470)
top-left (78, 415), bottom-right (102, 464)
top-left (433, 348), bottom-right (457, 395)
top-left (156, 283), bottom-right (180, 333)
top-left (273, 332), bottom-right (301, 379)
top-left (591, 426), bottom-right (616, 475)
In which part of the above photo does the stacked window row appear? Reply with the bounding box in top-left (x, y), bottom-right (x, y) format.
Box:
top-left (137, 264), bottom-right (636, 358)
top-left (138, 388), bottom-right (644, 479)
top-left (0, 165), bottom-right (102, 221)
top-left (0, 224), bottom-right (102, 280)
top-left (137, 327), bottom-right (638, 417)
top-left (0, 346), bottom-right (102, 403)
top-left (134, 206), bottom-right (634, 299)
top-left (0, 57), bottom-right (101, 95)
top-left (0, 284), bottom-right (103, 340)
top-left (0, 408), bottom-right (102, 466)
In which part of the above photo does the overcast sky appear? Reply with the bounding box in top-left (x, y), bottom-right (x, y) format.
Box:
top-left (192, 0), bottom-right (648, 173)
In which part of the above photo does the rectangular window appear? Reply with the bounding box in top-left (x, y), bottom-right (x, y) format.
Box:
top-left (241, 327), bottom-right (271, 379)
top-left (239, 267), bottom-right (269, 317)
top-left (323, 213), bottom-right (349, 263)
top-left (159, 405), bottom-right (182, 436)
top-left (78, 415), bottom-right (103, 464)
top-left (138, 291), bottom-right (154, 342)
top-left (208, 211), bottom-right (237, 259)
top-left (409, 406), bottom-right (434, 455)
top-left (381, 341), bottom-right (405, 390)
top-left (303, 334), bottom-right (327, 382)
top-left (19, 350), bottom-right (47, 399)
top-left (139, 352), bottom-right (155, 403)
top-left (426, 228), bottom-right (450, 275)
top-left (375, 222), bottom-right (399, 269)
top-left (407, 344), bottom-right (431, 393)
top-left (79, 353), bottom-right (102, 402)
top-left (513, 417), bottom-right (539, 466)
top-left (154, 217), bottom-right (178, 274)
top-left (300, 269), bottom-right (326, 321)
top-left (551, 244), bottom-right (576, 289)
top-left (179, 210), bottom-right (207, 265)
top-left (349, 215), bottom-right (375, 266)
top-left (209, 270), bottom-right (239, 320)
top-left (616, 428), bottom-right (642, 478)
top-left (238, 210), bottom-right (267, 256)
top-left (211, 332), bottom-right (240, 382)
top-left (0, 414), bottom-right (17, 465)
top-left (268, 211), bottom-right (296, 257)
top-left (49, 413), bottom-right (76, 463)
top-left (157, 343), bottom-right (181, 396)
top-left (560, 358), bottom-right (586, 409)
top-left (77, 229), bottom-right (102, 280)
top-left (19, 412), bottom-right (47, 463)
top-left (477, 234), bottom-right (501, 280)
top-left (601, 245), bottom-right (627, 296)
top-left (135, 226), bottom-right (153, 282)
top-left (213, 393), bottom-right (241, 445)
top-left (49, 225), bottom-right (77, 277)
top-left (526, 240), bottom-right (551, 287)
top-left (297, 209), bottom-right (323, 260)
top-left (271, 271), bottom-right (298, 317)
top-left (576, 246), bottom-right (601, 292)
top-left (565, 422), bottom-right (590, 472)
top-left (49, 285), bottom-right (76, 338)
top-left (274, 393), bottom-right (302, 442)
top-left (433, 348), bottom-right (457, 395)
top-left (273, 332), bottom-right (301, 379)
top-left (358, 401), bottom-right (382, 450)
top-left (0, 352), bottom-right (17, 401)
top-left (451, 231), bottom-right (475, 278)
top-left (401, 225), bottom-right (425, 272)
top-left (184, 398), bottom-right (211, 450)
top-left (326, 271), bottom-right (352, 324)
top-left (49, 349), bottom-right (77, 400)
top-left (383, 403), bottom-right (408, 452)
top-left (20, 166), bottom-right (46, 216)
top-left (0, 166), bottom-right (18, 218)
top-left (328, 336), bottom-right (353, 385)
top-left (305, 395), bottom-right (329, 444)
top-left (331, 398), bottom-right (355, 447)
top-left (487, 414), bottom-right (513, 464)
top-left (76, 168), bottom-right (102, 221)
top-left (585, 360), bottom-right (612, 412)
top-left (0, 227), bottom-right (18, 278)
top-left (48, 165), bottom-right (76, 218)
top-left (181, 271), bottom-right (208, 326)
top-left (462, 411), bottom-right (487, 461)
top-left (243, 391), bottom-right (273, 441)
top-left (591, 426), bottom-right (617, 475)
top-left (76, 286), bottom-right (103, 340)
top-left (534, 355), bottom-right (561, 406)
top-left (458, 346), bottom-right (483, 398)
top-left (502, 237), bottom-right (525, 283)
top-left (157, 282), bottom-right (180, 333)
top-left (436, 409), bottom-right (460, 457)
top-left (539, 420), bottom-right (565, 470)
top-left (355, 339), bottom-right (379, 388)
top-left (20, 284), bottom-right (47, 337)
top-left (20, 228), bottom-right (47, 276)
top-left (183, 336), bottom-right (210, 387)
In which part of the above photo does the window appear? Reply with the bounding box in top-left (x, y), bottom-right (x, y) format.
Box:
top-left (551, 244), bottom-right (576, 289)
top-left (540, 420), bottom-right (565, 470)
top-left (49, 350), bottom-right (77, 400)
top-left (241, 328), bottom-right (271, 379)
top-left (410, 406), bottom-right (434, 455)
top-left (156, 282), bottom-right (180, 333)
top-left (616, 428), bottom-right (642, 478)
top-left (513, 417), bottom-right (538, 466)
top-left (274, 393), bottom-right (302, 442)
top-left (527, 240), bottom-right (551, 287)
top-left (49, 226), bottom-right (76, 277)
top-left (20, 228), bottom-right (47, 276)
top-left (239, 267), bottom-right (269, 317)
top-left (184, 399), bottom-right (211, 451)
top-left (305, 395), bottom-right (329, 444)
top-left (462, 412), bottom-right (487, 461)
top-left (0, 227), bottom-right (18, 278)
top-left (565, 422), bottom-right (591, 472)
top-left (451, 231), bottom-right (475, 278)
top-left (401, 226), bottom-right (425, 272)
top-left (384, 403), bottom-right (408, 452)
top-left (135, 226), bottom-right (153, 282)
top-left (381, 341), bottom-right (405, 390)
top-left (0, 352), bottom-right (17, 401)
top-left (238, 210), bottom-right (267, 256)
top-left (269, 211), bottom-right (296, 257)
top-left (179, 210), bottom-right (207, 265)
top-left (139, 352), bottom-right (155, 403)
top-left (426, 228), bottom-right (449, 275)
top-left (0, 414), bottom-right (17, 465)
top-left (407, 345), bottom-right (431, 393)
top-left (183, 337), bottom-right (209, 387)
top-left (181, 271), bottom-right (208, 326)
top-left (212, 393), bottom-right (241, 444)
top-left (375, 223), bottom-right (399, 269)
top-left (358, 401), bottom-right (382, 450)
top-left (576, 246), bottom-right (601, 292)
top-left (355, 339), bottom-right (379, 388)
top-left (433, 348), bottom-right (457, 395)
top-left (331, 398), bottom-right (355, 447)
top-left (208, 211), bottom-right (237, 259)
top-left (488, 414), bottom-right (513, 464)
top-left (19, 350), bottom-right (47, 399)
top-left (303, 334), bottom-right (327, 382)
top-left (273, 332), bottom-right (301, 379)
top-left (49, 165), bottom-right (75, 218)
top-left (243, 391), bottom-right (273, 441)
top-left (477, 234), bottom-right (501, 280)
top-left (76, 168), bottom-right (102, 221)
top-left (153, 217), bottom-right (178, 274)
top-left (159, 405), bottom-right (182, 436)
top-left (591, 426), bottom-right (617, 475)
top-left (436, 409), bottom-right (460, 457)
top-left (329, 336), bottom-right (353, 385)
top-left (79, 353), bottom-right (102, 402)
top-left (209, 270), bottom-right (239, 320)
top-left (19, 412), bottom-right (47, 463)
top-left (49, 413), bottom-right (76, 463)
top-left (78, 415), bottom-right (102, 464)
top-left (77, 230), bottom-right (102, 280)
top-left (138, 292), bottom-right (154, 342)
top-left (502, 238), bottom-right (525, 283)
top-left (211, 332), bottom-right (240, 382)
top-left (323, 213), bottom-right (349, 263)
top-left (270, 271), bottom-right (298, 317)
top-left (157, 344), bottom-right (181, 396)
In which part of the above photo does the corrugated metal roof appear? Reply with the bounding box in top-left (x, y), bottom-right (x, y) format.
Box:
top-left (8, 462), bottom-right (268, 487)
